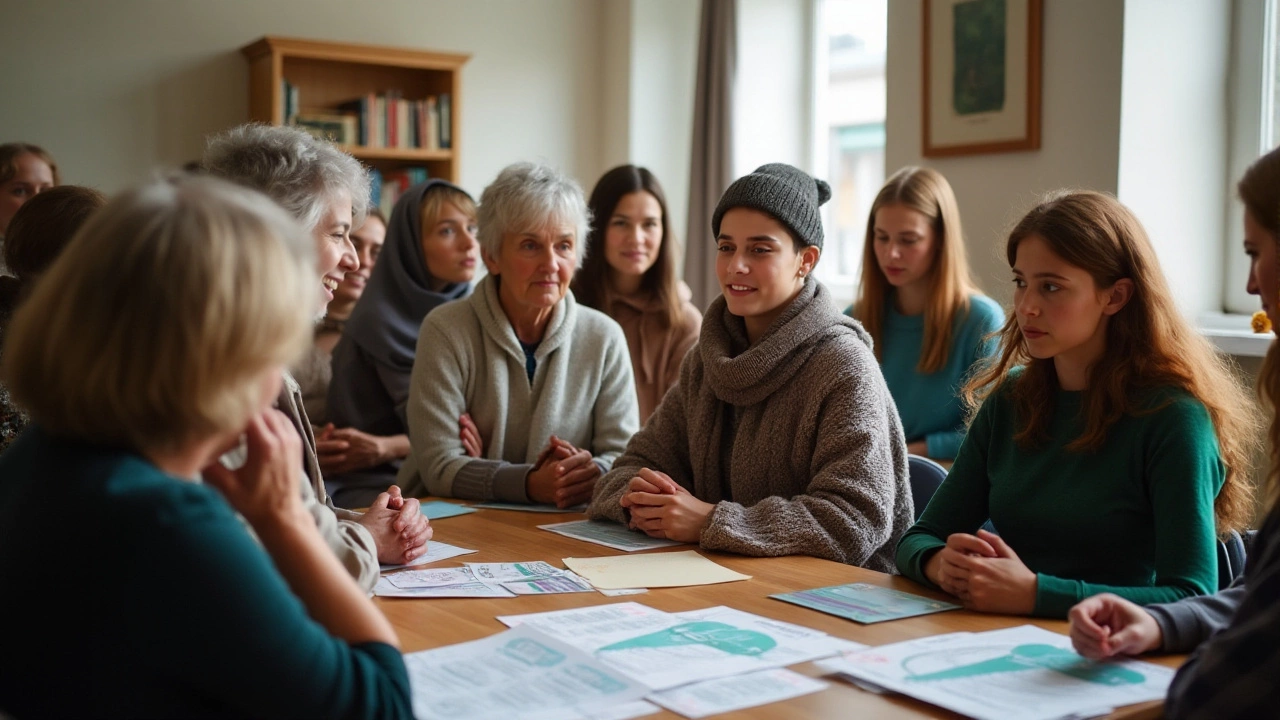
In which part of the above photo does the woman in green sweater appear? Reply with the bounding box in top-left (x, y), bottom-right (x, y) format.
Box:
top-left (895, 191), bottom-right (1257, 618)
top-left (849, 167), bottom-right (1003, 460)
top-left (0, 176), bottom-right (412, 718)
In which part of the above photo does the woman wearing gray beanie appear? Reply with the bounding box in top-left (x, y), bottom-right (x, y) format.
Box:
top-left (588, 163), bottom-right (913, 569)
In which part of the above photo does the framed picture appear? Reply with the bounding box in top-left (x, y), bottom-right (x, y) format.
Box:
top-left (923, 0), bottom-right (1043, 157)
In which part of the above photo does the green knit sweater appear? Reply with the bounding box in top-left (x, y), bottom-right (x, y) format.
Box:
top-left (0, 427), bottom-right (413, 719)
top-left (895, 381), bottom-right (1224, 617)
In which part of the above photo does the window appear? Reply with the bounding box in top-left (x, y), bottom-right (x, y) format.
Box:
top-left (1224, 0), bottom-right (1278, 315)
top-left (813, 0), bottom-right (888, 307)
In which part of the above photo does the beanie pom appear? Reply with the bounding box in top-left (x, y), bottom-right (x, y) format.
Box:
top-left (815, 178), bottom-right (832, 205)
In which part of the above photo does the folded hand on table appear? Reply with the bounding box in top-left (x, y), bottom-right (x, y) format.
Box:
top-left (355, 485), bottom-right (433, 564)
top-left (316, 424), bottom-right (402, 475)
top-left (526, 435), bottom-right (600, 509)
top-left (621, 468), bottom-right (714, 543)
top-left (1068, 593), bottom-right (1163, 659)
top-left (926, 529), bottom-right (1037, 614)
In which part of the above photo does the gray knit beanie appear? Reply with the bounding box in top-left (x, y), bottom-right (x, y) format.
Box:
top-left (711, 163), bottom-right (832, 249)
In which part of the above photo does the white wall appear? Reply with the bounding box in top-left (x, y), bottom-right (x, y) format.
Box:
top-left (1117, 0), bottom-right (1231, 317)
top-left (885, 0), bottom-right (1125, 305)
top-left (0, 0), bottom-right (606, 197)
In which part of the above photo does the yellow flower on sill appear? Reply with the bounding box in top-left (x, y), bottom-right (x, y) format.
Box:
top-left (1252, 310), bottom-right (1272, 334)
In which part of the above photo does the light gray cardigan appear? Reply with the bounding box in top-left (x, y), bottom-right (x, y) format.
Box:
top-left (588, 277), bottom-right (913, 570)
top-left (398, 274), bottom-right (639, 501)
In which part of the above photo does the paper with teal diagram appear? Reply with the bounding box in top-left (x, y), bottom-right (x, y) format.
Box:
top-left (496, 602), bottom-right (863, 691)
top-left (771, 582), bottom-right (961, 623)
top-left (402, 624), bottom-right (654, 720)
top-left (648, 668), bottom-right (829, 719)
top-left (816, 625), bottom-right (1175, 720)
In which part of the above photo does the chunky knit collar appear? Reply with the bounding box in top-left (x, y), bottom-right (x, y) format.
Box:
top-left (473, 273), bottom-right (577, 363)
top-left (701, 276), bottom-right (871, 406)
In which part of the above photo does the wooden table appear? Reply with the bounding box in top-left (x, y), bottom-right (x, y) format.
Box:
top-left (376, 503), bottom-right (1182, 719)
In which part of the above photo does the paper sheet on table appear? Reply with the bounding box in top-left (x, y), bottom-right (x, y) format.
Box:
top-left (816, 625), bottom-right (1175, 720)
top-left (563, 550), bottom-right (750, 589)
top-left (538, 519), bottom-right (686, 552)
top-left (496, 602), bottom-right (859, 691)
top-left (771, 582), bottom-right (961, 624)
top-left (649, 668), bottom-right (828, 718)
top-left (420, 500), bottom-right (477, 519)
top-left (403, 624), bottom-right (653, 720)
top-left (473, 501), bottom-right (587, 513)
top-left (373, 576), bottom-right (513, 598)
top-left (379, 541), bottom-right (476, 572)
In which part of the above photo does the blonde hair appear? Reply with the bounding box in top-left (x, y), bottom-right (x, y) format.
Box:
top-left (853, 166), bottom-right (979, 372)
top-left (420, 183), bottom-right (477, 231)
top-left (965, 191), bottom-right (1260, 533)
top-left (3, 175), bottom-right (316, 453)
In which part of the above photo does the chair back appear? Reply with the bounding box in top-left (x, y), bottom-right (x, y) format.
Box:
top-left (907, 454), bottom-right (948, 521)
top-left (1217, 529), bottom-right (1248, 590)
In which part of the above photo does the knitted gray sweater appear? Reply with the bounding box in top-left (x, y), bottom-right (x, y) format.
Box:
top-left (588, 277), bottom-right (913, 570)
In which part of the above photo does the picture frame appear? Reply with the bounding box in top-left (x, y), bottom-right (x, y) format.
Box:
top-left (923, 0), bottom-right (1043, 157)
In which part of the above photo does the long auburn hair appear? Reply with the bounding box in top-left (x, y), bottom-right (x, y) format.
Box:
top-left (1239, 145), bottom-right (1280, 509)
top-left (853, 166), bottom-right (979, 372)
top-left (965, 190), bottom-right (1259, 533)
top-left (573, 165), bottom-right (683, 329)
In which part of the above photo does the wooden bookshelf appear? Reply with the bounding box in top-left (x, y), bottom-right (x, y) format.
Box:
top-left (240, 36), bottom-right (469, 183)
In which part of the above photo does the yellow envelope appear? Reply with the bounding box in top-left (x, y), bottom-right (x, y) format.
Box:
top-left (563, 550), bottom-right (752, 590)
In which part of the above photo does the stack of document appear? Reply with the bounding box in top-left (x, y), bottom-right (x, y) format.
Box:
top-left (375, 561), bottom-right (595, 598)
top-left (817, 625), bottom-right (1176, 720)
top-left (407, 602), bottom-right (856, 719)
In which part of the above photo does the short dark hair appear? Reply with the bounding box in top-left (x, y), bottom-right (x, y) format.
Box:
top-left (4, 185), bottom-right (107, 282)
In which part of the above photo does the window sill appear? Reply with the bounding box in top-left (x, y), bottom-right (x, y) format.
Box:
top-left (1199, 312), bottom-right (1273, 357)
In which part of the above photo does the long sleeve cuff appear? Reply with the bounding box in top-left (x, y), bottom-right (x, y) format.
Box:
top-left (492, 463), bottom-right (533, 503)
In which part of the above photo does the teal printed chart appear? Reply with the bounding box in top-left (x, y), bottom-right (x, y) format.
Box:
top-left (771, 583), bottom-right (960, 624)
top-left (816, 625), bottom-right (1175, 720)
top-left (905, 643), bottom-right (1145, 686)
top-left (599, 621), bottom-right (778, 656)
top-left (419, 501), bottom-right (477, 520)
top-left (403, 624), bottom-right (651, 720)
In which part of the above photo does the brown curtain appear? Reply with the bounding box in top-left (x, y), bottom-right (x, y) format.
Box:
top-left (684, 0), bottom-right (736, 311)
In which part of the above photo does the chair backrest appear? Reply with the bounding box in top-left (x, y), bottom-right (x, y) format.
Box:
top-left (1217, 529), bottom-right (1248, 590)
top-left (907, 454), bottom-right (948, 521)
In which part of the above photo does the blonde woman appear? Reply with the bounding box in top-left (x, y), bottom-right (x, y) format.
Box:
top-left (0, 176), bottom-right (412, 717)
top-left (850, 167), bottom-right (1003, 460)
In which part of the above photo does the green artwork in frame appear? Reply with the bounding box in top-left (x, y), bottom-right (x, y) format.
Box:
top-left (952, 0), bottom-right (1006, 115)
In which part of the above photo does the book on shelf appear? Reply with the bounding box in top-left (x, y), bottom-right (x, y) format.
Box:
top-left (369, 167), bottom-right (431, 217)
top-left (327, 90), bottom-right (449, 151)
top-left (293, 111), bottom-right (359, 145)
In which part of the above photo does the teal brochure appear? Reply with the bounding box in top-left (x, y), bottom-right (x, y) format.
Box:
top-left (420, 501), bottom-right (477, 520)
top-left (771, 582), bottom-right (960, 624)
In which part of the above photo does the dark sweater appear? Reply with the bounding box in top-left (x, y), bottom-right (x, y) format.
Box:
top-left (896, 383), bottom-right (1224, 617)
top-left (0, 427), bottom-right (412, 719)
top-left (1164, 506), bottom-right (1280, 719)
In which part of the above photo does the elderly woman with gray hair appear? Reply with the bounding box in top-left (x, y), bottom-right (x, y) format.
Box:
top-left (203, 123), bottom-right (432, 588)
top-left (399, 162), bottom-right (639, 508)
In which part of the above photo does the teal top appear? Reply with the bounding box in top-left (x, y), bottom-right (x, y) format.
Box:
top-left (0, 427), bottom-right (413, 719)
top-left (853, 293), bottom-right (1003, 460)
top-left (895, 381), bottom-right (1224, 618)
